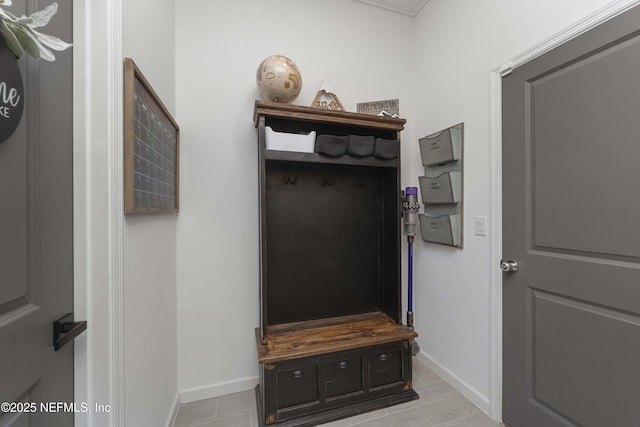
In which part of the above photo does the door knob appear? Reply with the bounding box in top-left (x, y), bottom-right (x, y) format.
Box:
top-left (500, 260), bottom-right (519, 273)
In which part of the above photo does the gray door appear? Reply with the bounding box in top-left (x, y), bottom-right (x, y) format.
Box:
top-left (0, 1), bottom-right (74, 426)
top-left (502, 6), bottom-right (640, 427)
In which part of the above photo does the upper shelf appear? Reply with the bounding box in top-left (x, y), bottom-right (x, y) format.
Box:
top-left (254, 100), bottom-right (406, 132)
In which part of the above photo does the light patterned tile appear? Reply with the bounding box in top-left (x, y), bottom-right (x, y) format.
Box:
top-left (386, 390), bottom-right (432, 414)
top-left (249, 402), bottom-right (258, 427)
top-left (347, 407), bottom-right (431, 427)
top-left (217, 390), bottom-right (256, 416)
top-left (174, 397), bottom-right (218, 427)
top-left (172, 363), bottom-right (502, 427)
top-left (320, 407), bottom-right (390, 427)
top-left (413, 358), bottom-right (429, 371)
top-left (418, 393), bottom-right (478, 426)
top-left (414, 379), bottom-right (458, 402)
top-left (193, 409), bottom-right (252, 427)
top-left (413, 366), bottom-right (442, 386)
top-left (439, 408), bottom-right (504, 427)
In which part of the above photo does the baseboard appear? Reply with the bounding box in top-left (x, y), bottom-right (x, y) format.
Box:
top-left (165, 392), bottom-right (180, 427)
top-left (415, 351), bottom-right (493, 418)
top-left (179, 376), bottom-right (259, 404)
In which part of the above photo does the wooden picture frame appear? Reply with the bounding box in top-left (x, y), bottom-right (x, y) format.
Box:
top-left (124, 57), bottom-right (179, 214)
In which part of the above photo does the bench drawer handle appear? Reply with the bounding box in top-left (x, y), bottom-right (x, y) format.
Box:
top-left (338, 361), bottom-right (349, 369)
top-left (378, 353), bottom-right (389, 361)
top-left (291, 369), bottom-right (304, 379)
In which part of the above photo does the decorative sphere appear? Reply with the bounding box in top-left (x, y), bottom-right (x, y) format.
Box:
top-left (256, 55), bottom-right (302, 103)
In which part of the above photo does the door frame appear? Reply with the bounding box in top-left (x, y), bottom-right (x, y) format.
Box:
top-left (73, 0), bottom-right (125, 426)
top-left (488, 0), bottom-right (640, 421)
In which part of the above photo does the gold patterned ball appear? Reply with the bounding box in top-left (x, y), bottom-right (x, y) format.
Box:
top-left (256, 55), bottom-right (302, 103)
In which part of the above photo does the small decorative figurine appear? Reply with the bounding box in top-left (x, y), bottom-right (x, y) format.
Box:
top-left (311, 81), bottom-right (345, 111)
top-left (256, 55), bottom-right (302, 103)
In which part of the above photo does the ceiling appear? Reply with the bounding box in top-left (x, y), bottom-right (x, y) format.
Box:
top-left (353, 0), bottom-right (430, 17)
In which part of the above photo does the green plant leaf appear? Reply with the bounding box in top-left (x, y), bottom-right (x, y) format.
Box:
top-left (33, 29), bottom-right (71, 51)
top-left (0, 7), bottom-right (19, 22)
top-left (27, 3), bottom-right (57, 28)
top-left (9, 22), bottom-right (43, 59)
top-left (21, 24), bottom-right (57, 60)
top-left (0, 19), bottom-right (24, 58)
top-left (14, 17), bottom-right (33, 26)
top-left (0, 2), bottom-right (69, 61)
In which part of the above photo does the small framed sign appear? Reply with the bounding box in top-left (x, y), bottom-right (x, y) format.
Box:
top-left (123, 58), bottom-right (180, 214)
top-left (0, 38), bottom-right (24, 144)
top-left (356, 99), bottom-right (399, 117)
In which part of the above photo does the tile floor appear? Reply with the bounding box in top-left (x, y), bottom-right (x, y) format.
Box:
top-left (173, 359), bottom-right (504, 427)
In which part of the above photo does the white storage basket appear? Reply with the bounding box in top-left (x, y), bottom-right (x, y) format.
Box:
top-left (265, 126), bottom-right (316, 153)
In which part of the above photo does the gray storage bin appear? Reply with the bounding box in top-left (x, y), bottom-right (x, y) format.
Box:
top-left (373, 138), bottom-right (399, 159)
top-left (419, 172), bottom-right (461, 204)
top-left (348, 135), bottom-right (375, 157)
top-left (315, 134), bottom-right (348, 156)
top-left (419, 214), bottom-right (461, 247)
top-left (419, 126), bottom-right (462, 166)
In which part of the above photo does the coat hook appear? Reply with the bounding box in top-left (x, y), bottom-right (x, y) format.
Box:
top-left (283, 175), bottom-right (298, 185)
top-left (354, 178), bottom-right (366, 188)
top-left (319, 177), bottom-right (335, 187)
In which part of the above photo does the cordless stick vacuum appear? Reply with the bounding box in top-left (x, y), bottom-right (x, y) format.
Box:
top-left (402, 187), bottom-right (420, 356)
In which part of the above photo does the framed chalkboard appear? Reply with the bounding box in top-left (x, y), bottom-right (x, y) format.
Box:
top-left (124, 57), bottom-right (179, 213)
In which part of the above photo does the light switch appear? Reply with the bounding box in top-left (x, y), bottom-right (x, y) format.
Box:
top-left (475, 216), bottom-right (487, 236)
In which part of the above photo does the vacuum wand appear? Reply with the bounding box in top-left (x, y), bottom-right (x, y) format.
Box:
top-left (402, 187), bottom-right (420, 356)
top-left (407, 236), bottom-right (414, 326)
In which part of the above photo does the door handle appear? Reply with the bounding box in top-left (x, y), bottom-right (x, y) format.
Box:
top-left (500, 260), bottom-right (519, 273)
top-left (53, 313), bottom-right (87, 351)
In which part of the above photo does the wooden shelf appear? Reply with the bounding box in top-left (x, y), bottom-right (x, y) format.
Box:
top-left (254, 101), bottom-right (406, 132)
top-left (256, 312), bottom-right (417, 364)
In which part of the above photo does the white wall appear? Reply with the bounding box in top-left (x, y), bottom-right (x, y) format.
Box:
top-left (411, 0), bottom-right (621, 417)
top-left (175, 0), bottom-right (417, 401)
top-left (122, 0), bottom-right (178, 425)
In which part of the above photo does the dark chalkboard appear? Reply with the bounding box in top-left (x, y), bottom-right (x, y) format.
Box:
top-left (124, 58), bottom-right (179, 213)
